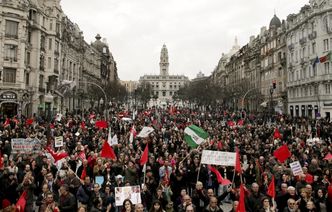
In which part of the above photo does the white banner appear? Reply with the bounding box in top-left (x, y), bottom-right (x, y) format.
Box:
top-left (137, 126), bottom-right (154, 138)
top-left (115, 185), bottom-right (141, 206)
top-left (11, 138), bottom-right (42, 153)
top-left (201, 150), bottom-right (236, 166)
top-left (54, 136), bottom-right (64, 147)
top-left (290, 161), bottom-right (303, 176)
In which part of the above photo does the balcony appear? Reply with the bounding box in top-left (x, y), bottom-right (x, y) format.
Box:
top-left (5, 34), bottom-right (18, 39)
top-left (308, 31), bottom-right (317, 40)
top-left (299, 37), bottom-right (307, 45)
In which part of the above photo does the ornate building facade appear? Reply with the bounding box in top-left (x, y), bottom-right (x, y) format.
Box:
top-left (0, 0), bottom-right (118, 118)
top-left (286, 0), bottom-right (332, 119)
top-left (260, 15), bottom-right (288, 114)
top-left (139, 44), bottom-right (189, 106)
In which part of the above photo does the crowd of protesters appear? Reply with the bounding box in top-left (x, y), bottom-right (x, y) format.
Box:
top-left (0, 106), bottom-right (332, 212)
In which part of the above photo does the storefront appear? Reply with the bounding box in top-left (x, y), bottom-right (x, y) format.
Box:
top-left (0, 91), bottom-right (18, 117)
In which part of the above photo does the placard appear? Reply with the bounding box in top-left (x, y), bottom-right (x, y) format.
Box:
top-left (290, 161), bottom-right (303, 176)
top-left (95, 176), bottom-right (104, 186)
top-left (11, 138), bottom-right (41, 153)
top-left (201, 150), bottom-right (236, 166)
top-left (115, 185), bottom-right (141, 206)
top-left (54, 136), bottom-right (64, 147)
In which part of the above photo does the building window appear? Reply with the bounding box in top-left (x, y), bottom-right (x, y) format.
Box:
top-left (5, 20), bottom-right (18, 38)
top-left (25, 72), bottom-right (30, 86)
top-left (324, 62), bottom-right (330, 74)
top-left (312, 42), bottom-right (316, 54)
top-left (4, 44), bottom-right (18, 61)
top-left (326, 84), bottom-right (331, 94)
top-left (3, 68), bottom-right (16, 83)
top-left (26, 52), bottom-right (31, 65)
top-left (162, 91), bottom-right (166, 96)
top-left (41, 35), bottom-right (45, 51)
top-left (48, 38), bottom-right (52, 50)
top-left (49, 20), bottom-right (53, 30)
top-left (54, 58), bottom-right (59, 73)
top-left (48, 57), bottom-right (52, 69)
top-left (170, 91), bottom-right (173, 95)
top-left (39, 75), bottom-right (44, 89)
top-left (324, 39), bottom-right (329, 52)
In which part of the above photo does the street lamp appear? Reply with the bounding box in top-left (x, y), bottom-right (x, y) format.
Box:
top-left (270, 86), bottom-right (274, 119)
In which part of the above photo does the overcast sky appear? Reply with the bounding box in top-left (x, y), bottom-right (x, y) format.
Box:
top-left (61, 0), bottom-right (309, 81)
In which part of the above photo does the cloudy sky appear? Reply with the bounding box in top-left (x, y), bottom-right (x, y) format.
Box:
top-left (61, 0), bottom-right (309, 81)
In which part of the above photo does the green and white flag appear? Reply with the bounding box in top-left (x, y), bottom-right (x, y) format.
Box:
top-left (184, 125), bottom-right (209, 148)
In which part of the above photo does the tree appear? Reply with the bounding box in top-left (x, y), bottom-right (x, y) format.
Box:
top-left (136, 82), bottom-right (152, 107)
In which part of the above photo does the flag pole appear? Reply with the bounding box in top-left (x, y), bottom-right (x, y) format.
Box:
top-left (142, 164), bottom-right (147, 185)
top-left (196, 159), bottom-right (202, 183)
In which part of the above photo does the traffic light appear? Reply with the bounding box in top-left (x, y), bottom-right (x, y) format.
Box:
top-left (272, 81), bottom-right (276, 89)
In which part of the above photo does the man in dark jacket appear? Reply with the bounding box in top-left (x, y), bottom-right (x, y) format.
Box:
top-left (58, 184), bottom-right (76, 212)
top-left (246, 183), bottom-right (264, 212)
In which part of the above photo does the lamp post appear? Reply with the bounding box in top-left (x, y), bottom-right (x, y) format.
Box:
top-left (270, 86), bottom-right (274, 119)
top-left (241, 87), bottom-right (256, 112)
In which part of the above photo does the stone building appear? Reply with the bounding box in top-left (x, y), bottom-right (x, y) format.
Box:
top-left (286, 0), bottom-right (332, 119)
top-left (0, 0), bottom-right (118, 118)
top-left (259, 15), bottom-right (288, 114)
top-left (223, 36), bottom-right (261, 111)
top-left (139, 44), bottom-right (189, 106)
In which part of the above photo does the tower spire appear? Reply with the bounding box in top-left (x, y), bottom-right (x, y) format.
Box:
top-left (160, 44), bottom-right (169, 76)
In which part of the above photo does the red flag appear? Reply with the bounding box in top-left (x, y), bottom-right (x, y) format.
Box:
top-left (77, 151), bottom-right (86, 161)
top-left (324, 152), bottom-right (332, 160)
top-left (80, 167), bottom-right (87, 180)
top-left (267, 175), bottom-right (275, 198)
top-left (45, 147), bottom-right (68, 163)
top-left (16, 191), bottom-right (27, 212)
top-left (227, 120), bottom-right (235, 127)
top-left (3, 118), bottom-right (10, 127)
top-left (208, 165), bottom-right (223, 184)
top-left (95, 120), bottom-right (108, 129)
top-left (0, 151), bottom-right (4, 169)
top-left (217, 141), bottom-right (223, 150)
top-left (236, 184), bottom-right (246, 212)
top-left (235, 148), bottom-right (242, 174)
top-left (140, 144), bottom-right (149, 166)
top-left (89, 114), bottom-right (96, 120)
top-left (273, 128), bottom-right (282, 139)
top-left (237, 119), bottom-right (244, 126)
top-left (26, 119), bottom-right (33, 125)
top-left (13, 118), bottom-right (19, 125)
top-left (100, 140), bottom-right (116, 160)
top-left (81, 121), bottom-right (86, 130)
top-left (273, 144), bottom-right (291, 163)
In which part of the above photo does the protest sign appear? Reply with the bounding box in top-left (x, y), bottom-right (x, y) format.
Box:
top-left (201, 150), bottom-right (236, 166)
top-left (11, 138), bottom-right (42, 153)
top-left (54, 136), bottom-right (64, 147)
top-left (290, 161), bottom-right (303, 176)
top-left (115, 185), bottom-right (141, 206)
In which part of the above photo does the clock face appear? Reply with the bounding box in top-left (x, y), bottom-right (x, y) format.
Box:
top-left (323, 14), bottom-right (332, 33)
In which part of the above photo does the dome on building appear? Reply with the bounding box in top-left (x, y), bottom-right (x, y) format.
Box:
top-left (269, 14), bottom-right (281, 28)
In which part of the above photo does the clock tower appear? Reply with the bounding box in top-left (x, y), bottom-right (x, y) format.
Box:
top-left (159, 44), bottom-right (169, 76)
